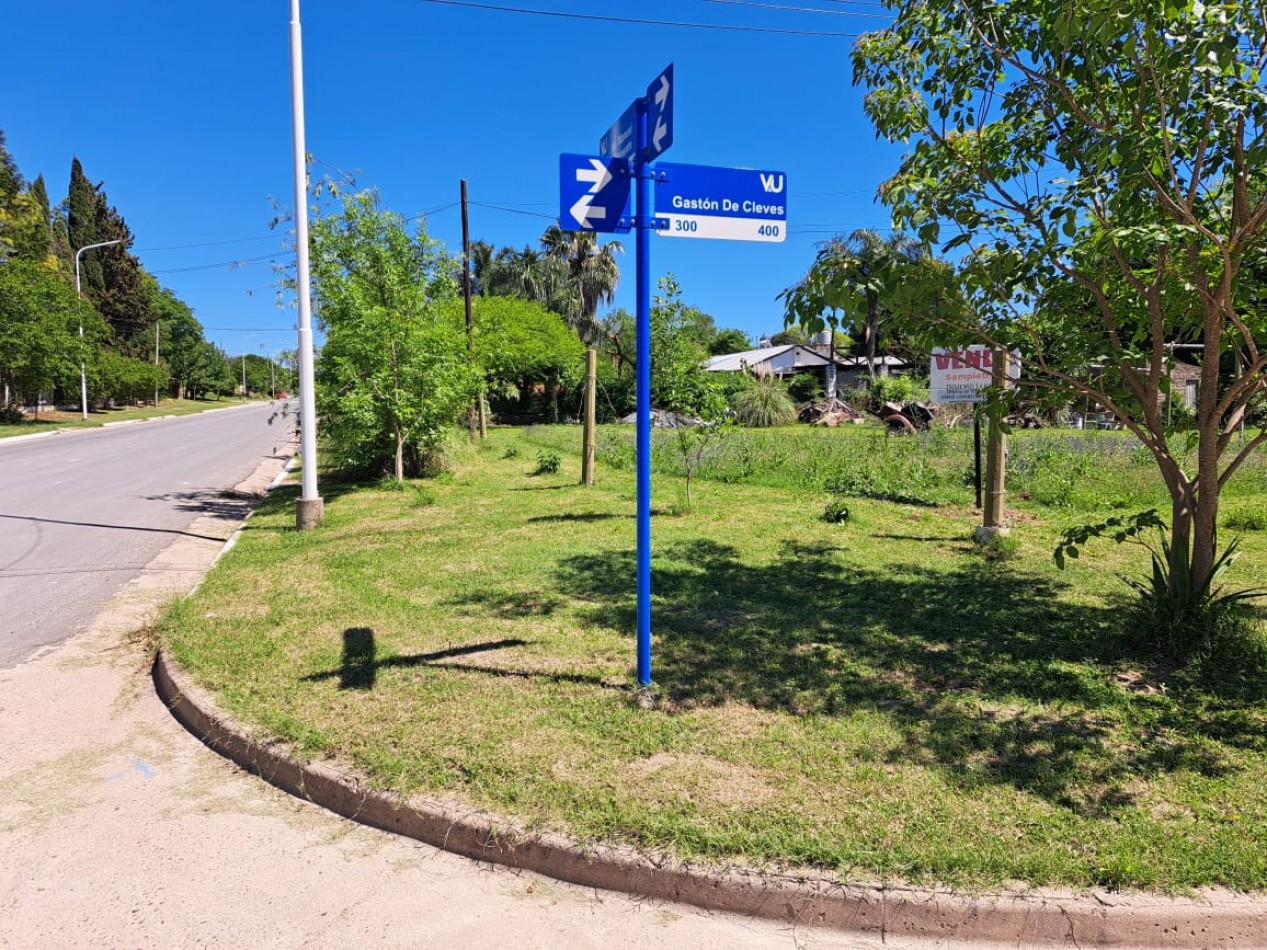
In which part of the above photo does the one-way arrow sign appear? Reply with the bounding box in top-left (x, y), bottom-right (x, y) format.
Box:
top-left (559, 154), bottom-right (631, 233)
top-left (641, 64), bottom-right (673, 161)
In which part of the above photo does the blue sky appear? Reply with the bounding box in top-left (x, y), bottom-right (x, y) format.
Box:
top-left (2, 0), bottom-right (904, 356)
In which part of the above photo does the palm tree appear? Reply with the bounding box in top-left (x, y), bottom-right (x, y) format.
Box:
top-left (540, 225), bottom-right (623, 345)
top-left (783, 228), bottom-right (925, 379)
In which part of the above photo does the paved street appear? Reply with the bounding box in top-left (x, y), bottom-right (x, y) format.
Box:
top-left (0, 403), bottom-right (289, 668)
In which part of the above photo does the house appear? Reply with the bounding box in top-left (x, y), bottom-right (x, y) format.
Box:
top-left (706, 344), bottom-right (914, 397)
top-left (705, 345), bottom-right (840, 395)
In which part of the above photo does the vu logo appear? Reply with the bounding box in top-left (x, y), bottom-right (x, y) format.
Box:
top-left (759, 173), bottom-right (785, 194)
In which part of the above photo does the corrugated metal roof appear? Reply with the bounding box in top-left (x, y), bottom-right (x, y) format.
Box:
top-left (704, 345), bottom-right (830, 373)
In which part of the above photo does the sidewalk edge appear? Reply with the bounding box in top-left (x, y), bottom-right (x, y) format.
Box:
top-left (151, 651), bottom-right (1266, 948)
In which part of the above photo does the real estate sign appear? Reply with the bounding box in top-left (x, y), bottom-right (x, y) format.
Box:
top-left (930, 346), bottom-right (1020, 403)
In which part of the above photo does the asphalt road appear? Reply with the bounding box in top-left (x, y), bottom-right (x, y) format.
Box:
top-left (0, 403), bottom-right (290, 668)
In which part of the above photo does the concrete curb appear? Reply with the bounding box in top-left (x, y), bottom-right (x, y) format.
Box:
top-left (152, 653), bottom-right (1266, 948)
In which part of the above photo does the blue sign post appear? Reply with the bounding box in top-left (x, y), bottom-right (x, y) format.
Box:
top-left (559, 64), bottom-right (781, 691)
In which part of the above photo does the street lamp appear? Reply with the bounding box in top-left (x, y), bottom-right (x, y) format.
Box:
top-left (290, 0), bottom-right (323, 529)
top-left (74, 240), bottom-right (123, 420)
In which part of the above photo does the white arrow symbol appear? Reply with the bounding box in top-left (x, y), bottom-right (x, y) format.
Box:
top-left (575, 158), bottom-right (612, 193)
top-left (653, 74), bottom-right (670, 109)
top-left (651, 75), bottom-right (670, 153)
top-left (570, 192), bottom-right (606, 230)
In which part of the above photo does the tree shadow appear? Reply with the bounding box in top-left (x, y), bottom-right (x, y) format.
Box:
top-left (552, 538), bottom-right (1261, 815)
top-left (446, 589), bottom-right (565, 618)
top-left (528, 513), bottom-right (622, 524)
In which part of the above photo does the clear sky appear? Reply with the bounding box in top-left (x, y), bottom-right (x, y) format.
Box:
top-left (1, 0), bottom-right (905, 356)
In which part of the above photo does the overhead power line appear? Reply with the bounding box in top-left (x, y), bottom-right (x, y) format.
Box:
top-left (135, 234), bottom-right (277, 253)
top-left (693, 0), bottom-right (890, 19)
top-left (415, 0), bottom-right (869, 36)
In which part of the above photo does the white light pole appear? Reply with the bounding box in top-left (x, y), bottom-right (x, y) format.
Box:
top-left (74, 239), bottom-right (123, 420)
top-left (290, 0), bottom-right (323, 530)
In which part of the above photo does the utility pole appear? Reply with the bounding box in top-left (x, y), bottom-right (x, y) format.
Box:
top-left (155, 320), bottom-right (161, 407)
top-left (290, 0), bottom-right (323, 530)
top-left (73, 239), bottom-right (123, 420)
top-left (241, 354), bottom-right (247, 400)
top-left (461, 179), bottom-right (478, 443)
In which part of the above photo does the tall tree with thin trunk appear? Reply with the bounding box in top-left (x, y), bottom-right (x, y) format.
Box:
top-left (853, 0), bottom-right (1267, 601)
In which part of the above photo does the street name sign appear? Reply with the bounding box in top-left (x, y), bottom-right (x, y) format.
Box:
top-left (559, 154), bottom-right (632, 232)
top-left (599, 102), bottom-right (637, 160)
top-left (930, 346), bottom-right (1021, 403)
top-left (641, 64), bottom-right (674, 161)
top-left (654, 162), bottom-right (787, 242)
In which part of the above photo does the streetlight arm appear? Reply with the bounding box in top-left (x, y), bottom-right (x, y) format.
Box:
top-left (73, 239), bottom-right (124, 421)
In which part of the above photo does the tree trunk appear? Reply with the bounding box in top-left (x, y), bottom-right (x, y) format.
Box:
top-left (864, 291), bottom-right (879, 380)
top-left (393, 421), bottom-right (405, 483)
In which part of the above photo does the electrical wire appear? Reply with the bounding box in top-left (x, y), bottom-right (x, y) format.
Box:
top-left (134, 234), bottom-right (277, 253)
top-left (692, 0), bottom-right (890, 19)
top-left (415, 0), bottom-right (868, 36)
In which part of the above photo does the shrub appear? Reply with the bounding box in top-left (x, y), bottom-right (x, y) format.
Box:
top-left (533, 450), bottom-right (561, 475)
top-left (1224, 508), bottom-right (1267, 532)
top-left (822, 497), bottom-right (851, 524)
top-left (787, 372), bottom-right (823, 404)
top-left (502, 445), bottom-right (521, 460)
top-left (731, 376), bottom-right (797, 427)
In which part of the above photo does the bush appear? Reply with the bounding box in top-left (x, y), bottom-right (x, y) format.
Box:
top-left (533, 450), bottom-right (561, 475)
top-left (787, 372), bottom-right (823, 404)
top-left (731, 376), bottom-right (797, 427)
top-left (1224, 508), bottom-right (1267, 532)
top-left (822, 497), bottom-right (851, 524)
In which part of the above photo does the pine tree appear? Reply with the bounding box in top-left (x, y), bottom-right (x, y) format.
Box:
top-left (0, 130), bottom-right (22, 201)
top-left (27, 175), bottom-right (52, 258)
top-left (66, 157), bottom-right (102, 289)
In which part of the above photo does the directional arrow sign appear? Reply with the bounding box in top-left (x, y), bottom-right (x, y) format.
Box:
top-left (598, 102), bottom-right (637, 161)
top-left (559, 154), bottom-right (631, 233)
top-left (654, 162), bottom-right (787, 243)
top-left (641, 64), bottom-right (673, 161)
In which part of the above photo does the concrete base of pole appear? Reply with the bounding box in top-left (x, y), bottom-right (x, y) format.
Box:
top-left (296, 497), bottom-right (324, 531)
top-left (974, 525), bottom-right (1011, 545)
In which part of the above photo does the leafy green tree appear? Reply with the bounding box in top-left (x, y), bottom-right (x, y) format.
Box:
top-left (853, 0), bottom-right (1267, 596)
top-left (442, 294), bottom-right (583, 393)
top-left (0, 260), bottom-right (99, 412)
top-left (650, 276), bottom-right (726, 420)
top-left (769, 327), bottom-right (808, 346)
top-left (708, 327), bottom-right (751, 356)
top-left (0, 130), bottom-right (21, 201)
top-left (311, 189), bottom-right (478, 481)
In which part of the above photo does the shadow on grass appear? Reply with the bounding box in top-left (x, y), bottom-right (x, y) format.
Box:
top-left (304, 630), bottom-right (531, 689)
top-left (447, 589), bottom-right (566, 617)
top-left (552, 538), bottom-right (1263, 814)
top-left (528, 513), bottom-right (622, 524)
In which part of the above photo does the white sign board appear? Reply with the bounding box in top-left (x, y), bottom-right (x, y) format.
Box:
top-left (930, 346), bottom-right (1020, 404)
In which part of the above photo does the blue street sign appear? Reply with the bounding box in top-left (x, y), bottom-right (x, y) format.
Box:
top-left (599, 102), bottom-right (637, 160)
top-left (558, 154), bottom-right (632, 233)
top-left (654, 162), bottom-right (787, 242)
top-left (642, 64), bottom-right (674, 161)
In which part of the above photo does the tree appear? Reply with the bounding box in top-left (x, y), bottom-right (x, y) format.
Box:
top-left (769, 327), bottom-right (808, 346)
top-left (781, 228), bottom-right (927, 378)
top-left (0, 260), bottom-right (102, 412)
top-left (442, 295), bottom-right (583, 394)
top-left (853, 1), bottom-right (1267, 602)
top-left (65, 158), bottom-right (152, 346)
top-left (311, 189), bottom-right (478, 481)
top-left (539, 226), bottom-right (623, 344)
top-left (708, 328), bottom-right (751, 356)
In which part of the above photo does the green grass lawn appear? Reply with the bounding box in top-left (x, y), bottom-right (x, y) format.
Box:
top-left (0, 397), bottom-right (263, 440)
top-left (162, 424), bottom-right (1267, 893)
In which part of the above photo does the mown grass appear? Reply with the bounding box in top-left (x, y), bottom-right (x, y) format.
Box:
top-left (0, 397), bottom-right (257, 440)
top-left (162, 424), bottom-right (1267, 893)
